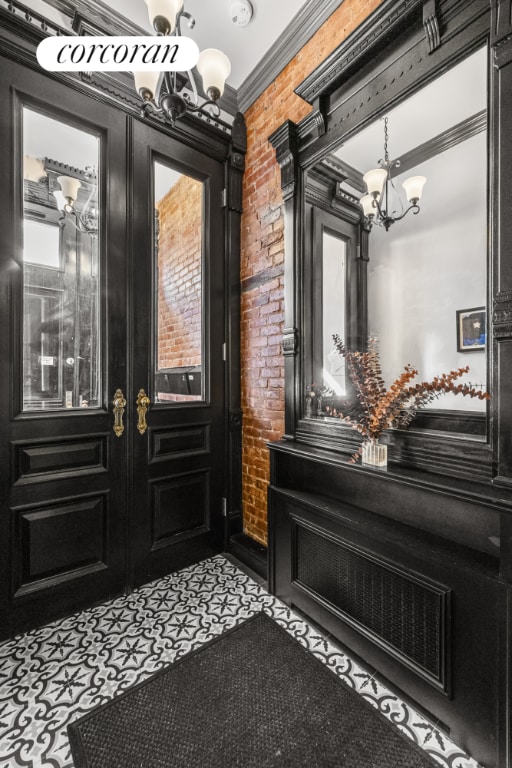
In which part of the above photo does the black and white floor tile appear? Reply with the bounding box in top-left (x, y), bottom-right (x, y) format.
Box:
top-left (0, 554), bottom-right (480, 768)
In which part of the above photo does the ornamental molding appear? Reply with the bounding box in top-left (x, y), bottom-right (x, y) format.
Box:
top-left (282, 328), bottom-right (298, 357)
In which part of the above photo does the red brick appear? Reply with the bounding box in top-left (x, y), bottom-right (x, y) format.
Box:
top-left (241, 0), bottom-right (383, 544)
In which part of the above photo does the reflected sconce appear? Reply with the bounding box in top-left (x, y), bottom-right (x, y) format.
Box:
top-left (361, 117), bottom-right (426, 232)
top-left (54, 171), bottom-right (98, 236)
top-left (133, 0), bottom-right (231, 124)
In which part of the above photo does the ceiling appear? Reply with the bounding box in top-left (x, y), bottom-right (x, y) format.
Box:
top-left (102, 0), bottom-right (311, 89)
top-left (334, 46), bottom-right (487, 178)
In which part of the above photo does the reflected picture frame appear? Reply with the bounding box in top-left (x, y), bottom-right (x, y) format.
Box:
top-left (456, 306), bottom-right (486, 352)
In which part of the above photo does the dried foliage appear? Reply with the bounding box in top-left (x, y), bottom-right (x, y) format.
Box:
top-left (332, 335), bottom-right (490, 461)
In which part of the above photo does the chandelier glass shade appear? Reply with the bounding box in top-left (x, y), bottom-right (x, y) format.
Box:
top-left (361, 117), bottom-right (426, 232)
top-left (133, 0), bottom-right (231, 124)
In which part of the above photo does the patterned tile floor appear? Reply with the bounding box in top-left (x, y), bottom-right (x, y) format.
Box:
top-left (0, 554), bottom-right (480, 768)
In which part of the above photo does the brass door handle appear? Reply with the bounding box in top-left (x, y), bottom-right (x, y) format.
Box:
top-left (112, 388), bottom-right (126, 437)
top-left (136, 389), bottom-right (151, 435)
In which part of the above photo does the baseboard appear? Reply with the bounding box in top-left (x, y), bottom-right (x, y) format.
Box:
top-left (228, 533), bottom-right (267, 580)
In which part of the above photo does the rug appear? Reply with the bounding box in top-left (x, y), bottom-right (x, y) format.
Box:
top-left (67, 611), bottom-right (439, 768)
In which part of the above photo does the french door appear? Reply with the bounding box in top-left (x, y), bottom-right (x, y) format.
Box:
top-left (0, 60), bottom-right (226, 640)
top-left (128, 121), bottom-right (226, 587)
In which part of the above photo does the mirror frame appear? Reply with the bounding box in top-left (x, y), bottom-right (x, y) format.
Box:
top-left (269, 0), bottom-right (511, 483)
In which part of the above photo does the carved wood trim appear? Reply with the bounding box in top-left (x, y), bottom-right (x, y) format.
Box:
top-left (423, 0), bottom-right (441, 53)
top-left (0, 0), bottom-right (65, 37)
top-left (491, 0), bottom-right (512, 48)
top-left (493, 294), bottom-right (512, 339)
top-left (269, 120), bottom-right (299, 201)
top-left (282, 328), bottom-right (299, 357)
top-left (295, 0), bottom-right (424, 106)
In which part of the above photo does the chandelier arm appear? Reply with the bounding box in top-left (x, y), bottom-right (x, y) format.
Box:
top-left (60, 208), bottom-right (92, 235)
top-left (186, 69), bottom-right (199, 107)
top-left (80, 181), bottom-right (96, 221)
top-left (179, 10), bottom-right (195, 30)
top-left (140, 100), bottom-right (164, 119)
top-left (162, 70), bottom-right (173, 96)
top-left (371, 194), bottom-right (386, 220)
top-left (181, 98), bottom-right (221, 118)
top-left (388, 202), bottom-right (421, 223)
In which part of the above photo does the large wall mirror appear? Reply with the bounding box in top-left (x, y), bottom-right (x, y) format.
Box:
top-left (304, 45), bottom-right (489, 441)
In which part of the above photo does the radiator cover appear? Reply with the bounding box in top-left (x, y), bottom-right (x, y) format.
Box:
top-left (293, 518), bottom-right (451, 692)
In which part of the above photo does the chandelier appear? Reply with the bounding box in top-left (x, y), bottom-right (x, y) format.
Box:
top-left (53, 171), bottom-right (98, 237)
top-left (133, 0), bottom-right (231, 124)
top-left (360, 117), bottom-right (426, 231)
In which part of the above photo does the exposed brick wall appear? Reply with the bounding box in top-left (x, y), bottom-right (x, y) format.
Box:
top-left (241, 0), bottom-right (384, 546)
top-left (157, 174), bottom-right (203, 369)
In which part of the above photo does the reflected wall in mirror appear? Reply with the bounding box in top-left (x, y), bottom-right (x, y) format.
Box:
top-left (22, 107), bottom-right (100, 411)
top-left (319, 46), bottom-right (488, 423)
top-left (322, 232), bottom-right (346, 396)
top-left (154, 161), bottom-right (204, 403)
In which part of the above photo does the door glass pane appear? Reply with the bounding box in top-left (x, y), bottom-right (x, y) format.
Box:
top-left (22, 108), bottom-right (100, 410)
top-left (154, 161), bottom-right (204, 403)
top-left (323, 232), bottom-right (346, 395)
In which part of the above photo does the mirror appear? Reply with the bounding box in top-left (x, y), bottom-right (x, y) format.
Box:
top-left (22, 107), bottom-right (100, 410)
top-left (309, 46), bottom-right (488, 428)
top-left (153, 160), bottom-right (204, 404)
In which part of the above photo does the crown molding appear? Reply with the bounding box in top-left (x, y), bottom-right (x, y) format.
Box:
top-left (237, 0), bottom-right (343, 114)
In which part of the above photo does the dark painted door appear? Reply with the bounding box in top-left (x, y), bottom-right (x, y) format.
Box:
top-left (0, 60), bottom-right (129, 639)
top-left (0, 62), bottom-right (228, 642)
top-left (128, 121), bottom-right (226, 587)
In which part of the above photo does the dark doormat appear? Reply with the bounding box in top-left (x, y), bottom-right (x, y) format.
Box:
top-left (68, 612), bottom-right (438, 768)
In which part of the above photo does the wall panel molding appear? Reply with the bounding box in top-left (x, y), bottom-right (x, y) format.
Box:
top-left (12, 493), bottom-right (109, 597)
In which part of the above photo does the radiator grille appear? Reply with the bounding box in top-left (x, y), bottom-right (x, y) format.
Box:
top-left (295, 524), bottom-right (446, 682)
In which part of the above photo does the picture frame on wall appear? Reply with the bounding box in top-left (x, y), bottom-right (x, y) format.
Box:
top-left (456, 307), bottom-right (486, 352)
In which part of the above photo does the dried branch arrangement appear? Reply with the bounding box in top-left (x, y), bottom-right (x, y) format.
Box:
top-left (332, 335), bottom-right (490, 461)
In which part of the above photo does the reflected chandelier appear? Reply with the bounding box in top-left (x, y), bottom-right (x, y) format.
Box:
top-left (53, 170), bottom-right (98, 237)
top-left (360, 117), bottom-right (426, 232)
top-left (133, 0), bottom-right (231, 124)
